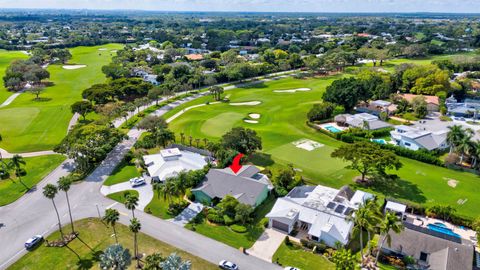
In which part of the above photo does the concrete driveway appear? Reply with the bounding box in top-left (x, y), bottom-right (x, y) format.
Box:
top-left (247, 228), bottom-right (286, 262)
top-left (100, 179), bottom-right (154, 211)
top-left (170, 202), bottom-right (204, 226)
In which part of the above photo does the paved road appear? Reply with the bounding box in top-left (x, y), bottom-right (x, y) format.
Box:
top-left (0, 70), bottom-right (299, 270)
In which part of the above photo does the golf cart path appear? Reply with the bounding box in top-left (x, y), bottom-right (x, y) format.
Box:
top-left (0, 91), bottom-right (23, 108)
top-left (0, 148), bottom-right (56, 159)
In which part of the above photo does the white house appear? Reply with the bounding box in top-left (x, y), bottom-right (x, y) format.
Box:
top-left (335, 113), bottom-right (391, 130)
top-left (143, 148), bottom-right (208, 182)
top-left (390, 125), bottom-right (449, 151)
top-left (266, 185), bottom-right (374, 247)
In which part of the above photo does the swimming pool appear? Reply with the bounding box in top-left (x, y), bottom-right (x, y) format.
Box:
top-left (427, 223), bottom-right (461, 238)
top-left (371, 139), bottom-right (387, 144)
top-left (324, 125), bottom-right (342, 133)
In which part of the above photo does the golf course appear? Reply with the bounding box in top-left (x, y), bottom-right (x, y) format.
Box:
top-left (163, 71), bottom-right (480, 219)
top-left (0, 44), bottom-right (123, 153)
top-left (0, 49), bottom-right (29, 104)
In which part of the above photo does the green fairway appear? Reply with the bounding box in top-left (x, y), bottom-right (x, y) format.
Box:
top-left (0, 49), bottom-right (29, 104)
top-left (165, 74), bottom-right (480, 219)
top-left (0, 44), bottom-right (123, 152)
top-left (0, 155), bottom-right (66, 206)
top-left (8, 218), bottom-right (216, 270)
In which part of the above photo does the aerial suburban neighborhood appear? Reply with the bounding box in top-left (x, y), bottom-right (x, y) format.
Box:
top-left (1, 1), bottom-right (480, 270)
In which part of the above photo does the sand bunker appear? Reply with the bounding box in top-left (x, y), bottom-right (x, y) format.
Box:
top-left (249, 113), bottom-right (261, 119)
top-left (244, 119), bottom-right (259, 124)
top-left (292, 139), bottom-right (324, 151)
top-left (63, 65), bottom-right (86, 70)
top-left (274, 88), bottom-right (311, 93)
top-left (445, 178), bottom-right (458, 188)
top-left (230, 101), bottom-right (261, 106)
top-left (98, 48), bottom-right (108, 51)
top-left (111, 50), bottom-right (118, 53)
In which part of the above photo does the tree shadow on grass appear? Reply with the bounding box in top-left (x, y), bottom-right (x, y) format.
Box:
top-left (31, 97), bottom-right (52, 102)
top-left (248, 152), bottom-right (275, 167)
top-left (356, 175), bottom-right (427, 204)
top-left (237, 81), bottom-right (267, 89)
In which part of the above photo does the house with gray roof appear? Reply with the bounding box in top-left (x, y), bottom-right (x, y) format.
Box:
top-left (335, 113), bottom-right (391, 130)
top-left (266, 185), bottom-right (374, 247)
top-left (390, 125), bottom-right (449, 151)
top-left (191, 165), bottom-right (272, 207)
top-left (380, 223), bottom-right (474, 270)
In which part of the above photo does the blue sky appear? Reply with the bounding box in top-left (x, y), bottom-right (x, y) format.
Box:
top-left (0, 0), bottom-right (479, 13)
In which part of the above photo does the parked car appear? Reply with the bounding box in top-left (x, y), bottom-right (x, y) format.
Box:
top-left (25, 235), bottom-right (43, 250)
top-left (219, 260), bottom-right (238, 270)
top-left (284, 267), bottom-right (300, 270)
top-left (129, 177), bottom-right (146, 187)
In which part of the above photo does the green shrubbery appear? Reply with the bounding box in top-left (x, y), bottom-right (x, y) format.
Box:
top-left (167, 201), bottom-right (189, 216)
top-left (300, 239), bottom-right (327, 253)
top-left (230, 224), bottom-right (247, 233)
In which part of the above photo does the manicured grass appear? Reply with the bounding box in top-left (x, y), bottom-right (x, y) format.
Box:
top-left (107, 190), bottom-right (140, 204)
top-left (0, 49), bottom-right (29, 104)
top-left (8, 218), bottom-right (217, 270)
top-left (145, 190), bottom-right (182, 219)
top-left (164, 73), bottom-right (480, 219)
top-left (103, 162), bottom-right (140, 186)
top-left (0, 44), bottom-right (123, 152)
top-left (185, 195), bottom-right (276, 249)
top-left (272, 242), bottom-right (335, 270)
top-left (0, 155), bottom-right (66, 206)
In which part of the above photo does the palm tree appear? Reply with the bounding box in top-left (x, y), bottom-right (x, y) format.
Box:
top-left (155, 129), bottom-right (175, 148)
top-left (157, 179), bottom-right (179, 203)
top-left (57, 177), bottom-right (75, 234)
top-left (195, 138), bottom-right (200, 148)
top-left (457, 135), bottom-right (474, 164)
top-left (129, 218), bottom-right (142, 269)
top-left (103, 208), bottom-right (120, 244)
top-left (124, 194), bottom-right (139, 218)
top-left (180, 132), bottom-right (185, 145)
top-left (447, 125), bottom-right (466, 153)
top-left (188, 136), bottom-right (193, 146)
top-left (43, 184), bottom-right (64, 241)
top-left (9, 154), bottom-right (29, 190)
top-left (471, 141), bottom-right (480, 168)
top-left (99, 244), bottom-right (132, 270)
top-left (203, 138), bottom-right (208, 147)
top-left (375, 211), bottom-right (404, 264)
top-left (346, 205), bottom-right (374, 267)
top-left (364, 198), bottom-right (382, 255)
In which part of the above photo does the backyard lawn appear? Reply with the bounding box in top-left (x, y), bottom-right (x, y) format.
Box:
top-left (103, 163), bottom-right (140, 186)
top-left (0, 154), bottom-right (66, 206)
top-left (8, 218), bottom-right (217, 270)
top-left (185, 195), bottom-right (276, 249)
top-left (164, 73), bottom-right (480, 219)
top-left (0, 44), bottom-right (123, 152)
top-left (272, 242), bottom-right (335, 270)
top-left (0, 49), bottom-right (29, 104)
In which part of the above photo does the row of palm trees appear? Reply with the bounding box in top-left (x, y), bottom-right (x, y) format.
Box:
top-left (347, 198), bottom-right (404, 268)
top-left (447, 125), bottom-right (480, 167)
top-left (0, 154), bottom-right (29, 191)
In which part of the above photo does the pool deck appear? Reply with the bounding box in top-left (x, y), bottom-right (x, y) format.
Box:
top-left (405, 213), bottom-right (477, 246)
top-left (317, 122), bottom-right (346, 133)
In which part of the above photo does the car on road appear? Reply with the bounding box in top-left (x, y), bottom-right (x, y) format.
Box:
top-left (284, 267), bottom-right (300, 270)
top-left (24, 235), bottom-right (43, 250)
top-left (219, 260), bottom-right (238, 270)
top-left (129, 177), bottom-right (146, 187)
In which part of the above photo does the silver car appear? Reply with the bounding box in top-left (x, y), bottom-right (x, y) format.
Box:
top-left (219, 260), bottom-right (238, 270)
top-left (129, 177), bottom-right (146, 187)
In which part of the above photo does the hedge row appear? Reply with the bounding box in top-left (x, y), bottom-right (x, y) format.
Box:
top-left (300, 239), bottom-right (328, 253)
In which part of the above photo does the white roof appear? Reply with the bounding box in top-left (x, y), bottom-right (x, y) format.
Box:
top-left (350, 190), bottom-right (375, 207)
top-left (385, 201), bottom-right (407, 213)
top-left (144, 150), bottom-right (207, 181)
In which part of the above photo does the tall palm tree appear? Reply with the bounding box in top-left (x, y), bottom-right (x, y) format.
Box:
top-left (43, 184), bottom-right (65, 240)
top-left (57, 177), bottom-right (75, 234)
top-left (195, 138), bottom-right (200, 148)
top-left (364, 198), bottom-right (382, 255)
top-left (180, 133), bottom-right (185, 145)
top-left (346, 205), bottom-right (374, 267)
top-left (375, 211), bottom-right (404, 264)
top-left (9, 154), bottom-right (29, 190)
top-left (447, 125), bottom-right (466, 153)
top-left (157, 179), bottom-right (179, 203)
top-left (103, 208), bottom-right (120, 244)
top-left (471, 141), bottom-right (480, 168)
top-left (129, 218), bottom-right (142, 269)
top-left (457, 135), bottom-right (474, 164)
top-left (124, 194), bottom-right (139, 218)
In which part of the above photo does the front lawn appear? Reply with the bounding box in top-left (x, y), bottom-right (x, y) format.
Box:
top-left (8, 218), bottom-right (216, 270)
top-left (0, 155), bottom-right (66, 206)
top-left (145, 190), bottom-right (184, 219)
top-left (103, 162), bottom-right (140, 186)
top-left (185, 195), bottom-right (276, 249)
top-left (107, 190), bottom-right (140, 203)
top-left (272, 242), bottom-right (335, 270)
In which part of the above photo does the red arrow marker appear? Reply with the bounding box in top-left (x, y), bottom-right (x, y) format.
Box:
top-left (229, 153), bottom-right (244, 174)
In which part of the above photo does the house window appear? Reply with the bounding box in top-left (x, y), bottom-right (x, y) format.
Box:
top-left (311, 236), bottom-right (319, 241)
top-left (404, 142), bottom-right (411, 146)
top-left (419, 252), bottom-right (428, 262)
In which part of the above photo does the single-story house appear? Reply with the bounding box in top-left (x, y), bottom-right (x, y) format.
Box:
top-left (143, 148), bottom-right (208, 182)
top-left (191, 165), bottom-right (272, 207)
top-left (401, 94), bottom-right (440, 112)
top-left (266, 185), bottom-right (374, 247)
top-left (335, 113), bottom-right (391, 130)
top-left (390, 125), bottom-right (449, 151)
top-left (355, 100), bottom-right (398, 116)
top-left (184, 54), bottom-right (204, 61)
top-left (380, 223), bottom-right (474, 270)
top-left (446, 96), bottom-right (480, 119)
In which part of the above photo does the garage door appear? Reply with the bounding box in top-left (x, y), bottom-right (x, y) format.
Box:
top-left (272, 220), bottom-right (289, 233)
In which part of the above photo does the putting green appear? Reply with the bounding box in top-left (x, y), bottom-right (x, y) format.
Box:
top-left (165, 74), bottom-right (480, 219)
top-left (0, 44), bottom-right (123, 152)
top-left (0, 49), bottom-right (29, 104)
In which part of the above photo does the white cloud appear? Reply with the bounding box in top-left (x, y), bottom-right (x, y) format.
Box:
top-left (0, 0), bottom-right (478, 12)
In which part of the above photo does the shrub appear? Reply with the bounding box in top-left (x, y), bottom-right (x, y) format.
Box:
top-left (260, 217), bottom-right (269, 228)
top-left (185, 189), bottom-right (195, 201)
top-left (223, 215), bottom-right (235, 226)
top-left (230, 224), bottom-right (247, 233)
top-left (206, 209), bottom-right (224, 224)
top-left (167, 201), bottom-right (189, 216)
top-left (300, 239), bottom-right (327, 253)
top-left (284, 236), bottom-right (291, 246)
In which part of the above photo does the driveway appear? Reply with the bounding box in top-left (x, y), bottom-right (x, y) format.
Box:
top-left (247, 228), bottom-right (286, 262)
top-left (170, 202), bottom-right (204, 226)
top-left (100, 179), bottom-right (154, 211)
